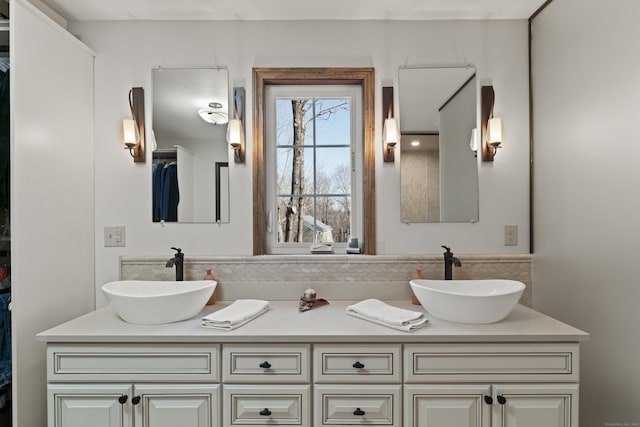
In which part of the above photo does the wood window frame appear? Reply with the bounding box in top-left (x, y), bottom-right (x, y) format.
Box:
top-left (253, 67), bottom-right (376, 255)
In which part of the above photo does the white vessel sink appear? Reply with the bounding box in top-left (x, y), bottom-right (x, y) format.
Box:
top-left (410, 279), bottom-right (525, 324)
top-left (102, 280), bottom-right (217, 325)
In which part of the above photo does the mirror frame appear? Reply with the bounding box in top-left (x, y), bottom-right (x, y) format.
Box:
top-left (252, 67), bottom-right (376, 255)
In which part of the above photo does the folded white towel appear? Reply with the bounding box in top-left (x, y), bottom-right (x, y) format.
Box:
top-left (201, 299), bottom-right (271, 330)
top-left (346, 299), bottom-right (428, 332)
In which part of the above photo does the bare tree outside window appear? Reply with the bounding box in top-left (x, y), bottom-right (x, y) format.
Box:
top-left (276, 97), bottom-right (351, 244)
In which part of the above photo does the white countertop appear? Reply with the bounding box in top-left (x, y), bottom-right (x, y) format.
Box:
top-left (37, 301), bottom-right (588, 344)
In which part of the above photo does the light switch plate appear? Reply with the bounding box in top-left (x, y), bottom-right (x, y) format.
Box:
top-left (104, 226), bottom-right (126, 247)
top-left (504, 224), bottom-right (518, 246)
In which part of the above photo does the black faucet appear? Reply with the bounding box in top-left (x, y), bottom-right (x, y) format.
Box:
top-left (442, 245), bottom-right (462, 280)
top-left (166, 247), bottom-right (184, 281)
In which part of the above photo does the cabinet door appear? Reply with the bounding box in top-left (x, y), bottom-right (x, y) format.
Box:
top-left (48, 384), bottom-right (132, 427)
top-left (492, 384), bottom-right (578, 427)
top-left (405, 384), bottom-right (491, 427)
top-left (134, 384), bottom-right (219, 427)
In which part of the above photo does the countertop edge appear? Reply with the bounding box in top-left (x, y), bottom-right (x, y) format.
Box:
top-left (36, 301), bottom-right (590, 344)
top-left (36, 334), bottom-right (589, 344)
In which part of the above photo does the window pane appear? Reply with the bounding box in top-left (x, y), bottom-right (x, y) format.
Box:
top-left (276, 195), bottom-right (352, 244)
top-left (277, 196), bottom-right (312, 243)
top-left (315, 98), bottom-right (351, 146)
top-left (316, 196), bottom-right (351, 243)
top-left (276, 99), bottom-right (293, 146)
top-left (276, 98), bottom-right (314, 146)
top-left (276, 147), bottom-right (292, 194)
top-left (305, 210), bottom-right (335, 244)
top-left (316, 147), bottom-right (351, 195)
top-left (277, 147), bottom-right (315, 196)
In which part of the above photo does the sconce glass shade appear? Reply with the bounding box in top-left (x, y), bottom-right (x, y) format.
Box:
top-left (469, 128), bottom-right (478, 152)
top-left (383, 117), bottom-right (399, 147)
top-left (488, 117), bottom-right (503, 144)
top-left (122, 119), bottom-right (138, 146)
top-left (226, 118), bottom-right (244, 147)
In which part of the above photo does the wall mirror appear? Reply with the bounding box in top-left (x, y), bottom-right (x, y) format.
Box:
top-left (152, 67), bottom-right (230, 223)
top-left (398, 67), bottom-right (478, 223)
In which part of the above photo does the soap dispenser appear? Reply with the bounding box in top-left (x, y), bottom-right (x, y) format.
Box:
top-left (203, 269), bottom-right (217, 305)
top-left (411, 268), bottom-right (424, 305)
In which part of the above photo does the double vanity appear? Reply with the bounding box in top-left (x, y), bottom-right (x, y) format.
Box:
top-left (38, 293), bottom-right (588, 427)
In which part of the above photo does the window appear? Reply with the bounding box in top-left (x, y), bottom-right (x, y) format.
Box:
top-left (253, 68), bottom-right (376, 255)
top-left (265, 85), bottom-right (362, 253)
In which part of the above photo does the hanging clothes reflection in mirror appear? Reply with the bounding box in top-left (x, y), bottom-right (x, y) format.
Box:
top-left (152, 150), bottom-right (179, 222)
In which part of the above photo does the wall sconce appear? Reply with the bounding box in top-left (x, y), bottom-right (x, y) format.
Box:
top-left (481, 85), bottom-right (503, 161)
top-left (382, 86), bottom-right (398, 163)
top-left (122, 87), bottom-right (145, 163)
top-left (226, 87), bottom-right (245, 163)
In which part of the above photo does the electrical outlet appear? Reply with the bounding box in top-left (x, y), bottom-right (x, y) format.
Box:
top-left (504, 224), bottom-right (518, 246)
top-left (104, 226), bottom-right (126, 247)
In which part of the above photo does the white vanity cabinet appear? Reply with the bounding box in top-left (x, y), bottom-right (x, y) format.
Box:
top-left (404, 343), bottom-right (580, 427)
top-left (46, 344), bottom-right (220, 427)
top-left (38, 302), bottom-right (588, 427)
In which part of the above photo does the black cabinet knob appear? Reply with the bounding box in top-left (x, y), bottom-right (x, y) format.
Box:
top-left (118, 395), bottom-right (128, 404)
top-left (353, 408), bottom-right (365, 416)
top-left (484, 395), bottom-right (493, 405)
top-left (259, 361), bottom-right (272, 369)
top-left (352, 361), bottom-right (365, 369)
top-left (259, 408), bottom-right (272, 416)
top-left (497, 395), bottom-right (507, 405)
top-left (131, 396), bottom-right (141, 405)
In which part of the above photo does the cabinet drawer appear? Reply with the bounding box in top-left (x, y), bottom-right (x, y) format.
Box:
top-left (314, 385), bottom-right (401, 426)
top-left (222, 344), bottom-right (309, 383)
top-left (313, 344), bottom-right (401, 383)
top-left (405, 343), bottom-right (579, 383)
top-left (223, 384), bottom-right (310, 426)
top-left (48, 344), bottom-right (219, 382)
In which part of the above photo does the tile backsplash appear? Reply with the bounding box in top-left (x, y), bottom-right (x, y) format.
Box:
top-left (120, 254), bottom-right (532, 307)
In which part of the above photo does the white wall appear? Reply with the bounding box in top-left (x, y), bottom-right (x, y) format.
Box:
top-left (67, 19), bottom-right (531, 306)
top-left (11, 1), bottom-right (95, 425)
top-left (531, 0), bottom-right (640, 425)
